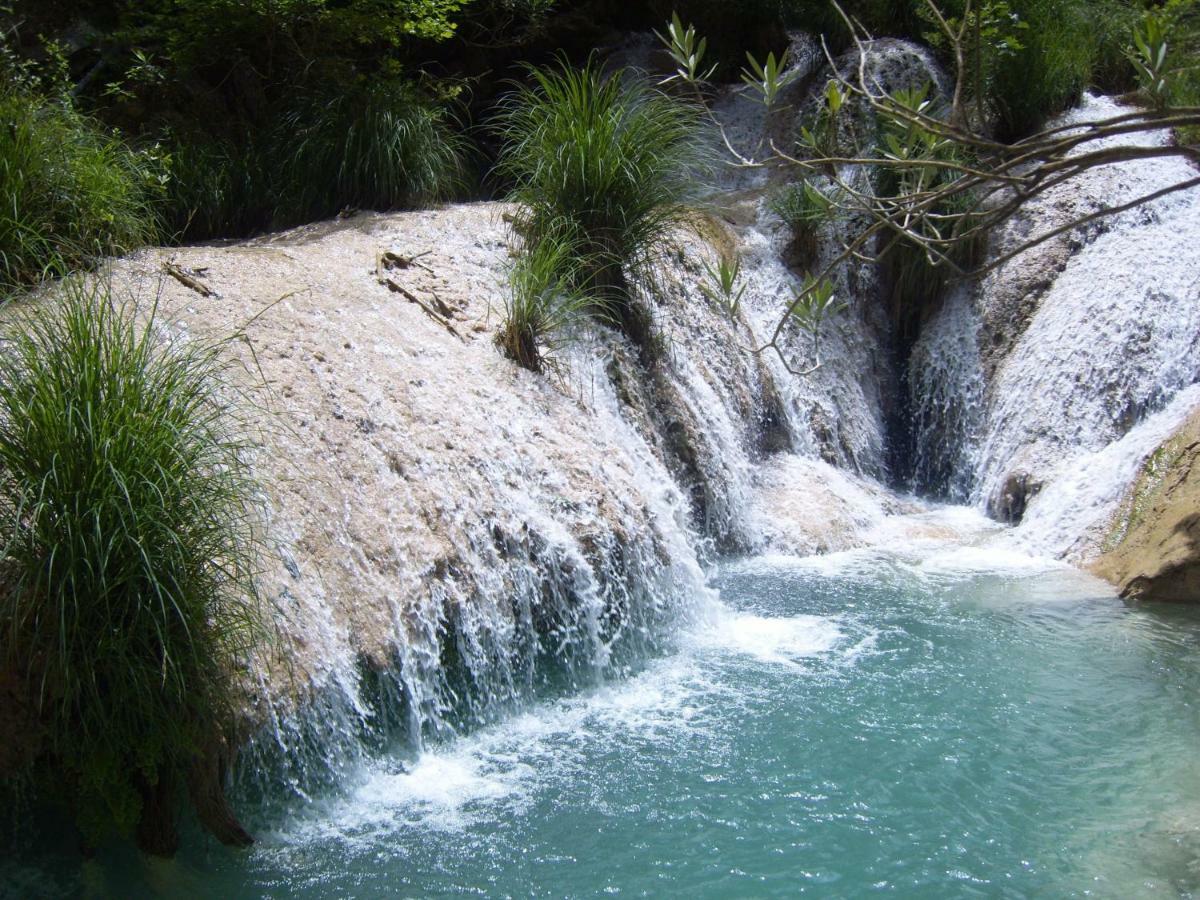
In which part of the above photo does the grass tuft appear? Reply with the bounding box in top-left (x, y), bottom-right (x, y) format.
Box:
top-left (769, 180), bottom-right (835, 262)
top-left (163, 79), bottom-right (464, 241)
top-left (497, 228), bottom-right (593, 374)
top-left (274, 79), bottom-right (466, 228)
top-left (0, 85), bottom-right (162, 290)
top-left (0, 280), bottom-right (263, 848)
top-left (495, 58), bottom-right (713, 348)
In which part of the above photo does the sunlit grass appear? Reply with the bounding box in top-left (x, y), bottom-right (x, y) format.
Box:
top-left (0, 280), bottom-right (263, 846)
top-left (495, 58), bottom-right (713, 346)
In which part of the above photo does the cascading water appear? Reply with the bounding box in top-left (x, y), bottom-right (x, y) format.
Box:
top-left (905, 284), bottom-right (985, 502)
top-left (237, 343), bottom-right (726, 801)
top-left (228, 59), bottom-right (1200, 782)
top-left (907, 94), bottom-right (1200, 555)
top-left (8, 38), bottom-right (1200, 900)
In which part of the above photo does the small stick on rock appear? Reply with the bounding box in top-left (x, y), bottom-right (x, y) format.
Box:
top-left (428, 290), bottom-right (454, 318)
top-left (376, 250), bottom-right (434, 276)
top-left (379, 276), bottom-right (464, 341)
top-left (164, 261), bottom-right (216, 298)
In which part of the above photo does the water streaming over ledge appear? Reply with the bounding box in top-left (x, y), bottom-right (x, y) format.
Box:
top-left (908, 94), bottom-right (1200, 547)
top-left (10, 523), bottom-right (1200, 898)
top-left (5, 43), bottom-right (1200, 898)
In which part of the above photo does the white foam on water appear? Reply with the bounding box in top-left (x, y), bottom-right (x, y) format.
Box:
top-left (266, 600), bottom-right (850, 851)
top-left (688, 609), bottom-right (845, 666)
top-left (725, 548), bottom-right (897, 579)
top-left (913, 545), bottom-right (1074, 579)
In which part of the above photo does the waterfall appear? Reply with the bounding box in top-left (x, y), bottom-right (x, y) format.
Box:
top-left (130, 56), bottom-right (1199, 811)
top-left (238, 341), bottom-right (723, 801)
top-left (227, 39), bottom-right (961, 793)
top-left (906, 284), bottom-right (985, 502)
top-left (908, 94), bottom-right (1200, 554)
top-left (707, 36), bottom-right (951, 481)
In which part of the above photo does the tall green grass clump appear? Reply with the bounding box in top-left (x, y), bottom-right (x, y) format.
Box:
top-left (0, 86), bottom-right (162, 288)
top-left (0, 281), bottom-right (262, 853)
top-left (497, 229), bottom-right (592, 374)
top-left (273, 79), bottom-right (465, 228)
top-left (162, 80), bottom-right (464, 240)
top-left (496, 59), bottom-right (712, 349)
top-left (160, 134), bottom-right (274, 242)
top-left (990, 0), bottom-right (1137, 138)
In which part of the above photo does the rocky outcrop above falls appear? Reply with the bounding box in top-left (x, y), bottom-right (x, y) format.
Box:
top-left (1091, 410), bottom-right (1200, 603)
top-left (91, 202), bottom-right (784, 727)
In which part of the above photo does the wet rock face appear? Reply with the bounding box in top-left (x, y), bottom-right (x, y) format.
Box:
top-left (1091, 411), bottom-right (1200, 602)
top-left (905, 93), bottom-right (1200, 552)
top-left (989, 470), bottom-right (1043, 525)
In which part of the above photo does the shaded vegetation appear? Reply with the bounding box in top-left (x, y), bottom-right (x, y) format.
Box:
top-left (769, 180), bottom-right (837, 262)
top-left (164, 79), bottom-right (464, 239)
top-left (0, 0), bottom-right (1174, 257)
top-left (0, 74), bottom-right (162, 289)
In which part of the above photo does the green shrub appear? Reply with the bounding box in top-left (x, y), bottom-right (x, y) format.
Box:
top-left (0, 86), bottom-right (162, 288)
top-left (163, 80), bottom-right (464, 240)
top-left (991, 0), bottom-right (1136, 138)
top-left (873, 83), bottom-right (982, 339)
top-left (161, 134), bottom-right (274, 242)
top-left (497, 228), bottom-right (592, 373)
top-left (495, 59), bottom-right (712, 347)
top-left (640, 0), bottom-right (902, 68)
top-left (0, 281), bottom-right (262, 849)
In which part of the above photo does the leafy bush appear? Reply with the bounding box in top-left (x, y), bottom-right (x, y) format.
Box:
top-left (495, 59), bottom-right (712, 347)
top-left (0, 84), bottom-right (162, 288)
top-left (1131, 0), bottom-right (1200, 136)
top-left (873, 83), bottom-right (982, 338)
top-left (0, 281), bottom-right (262, 850)
top-left (639, 0), bottom-right (903, 69)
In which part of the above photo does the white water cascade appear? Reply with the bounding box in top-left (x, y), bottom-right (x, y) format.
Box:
top-left (217, 49), bottom-right (1200, 804)
top-left (908, 94), bottom-right (1200, 558)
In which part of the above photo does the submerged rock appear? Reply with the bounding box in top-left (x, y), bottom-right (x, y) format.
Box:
top-left (1091, 410), bottom-right (1200, 602)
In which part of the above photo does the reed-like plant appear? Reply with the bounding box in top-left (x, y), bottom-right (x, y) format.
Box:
top-left (0, 86), bottom-right (162, 288)
top-left (700, 254), bottom-right (747, 320)
top-left (162, 79), bottom-right (464, 241)
top-left (274, 79), bottom-right (465, 227)
top-left (769, 180), bottom-right (837, 260)
top-left (497, 229), bottom-right (593, 374)
top-left (495, 59), bottom-right (712, 347)
top-left (0, 281), bottom-right (262, 849)
top-left (787, 274), bottom-right (846, 372)
top-left (161, 134), bottom-right (274, 241)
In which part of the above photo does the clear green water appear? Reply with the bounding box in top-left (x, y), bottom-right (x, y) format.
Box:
top-left (9, 545), bottom-right (1200, 898)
